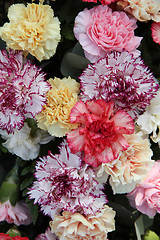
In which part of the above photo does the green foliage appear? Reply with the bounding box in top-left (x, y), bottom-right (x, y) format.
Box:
top-left (28, 200), bottom-right (39, 225)
top-left (0, 181), bottom-right (19, 206)
top-left (144, 230), bottom-right (160, 240)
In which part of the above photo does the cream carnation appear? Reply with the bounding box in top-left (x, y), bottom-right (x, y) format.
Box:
top-left (0, 122), bottom-right (54, 160)
top-left (0, 3), bottom-right (61, 61)
top-left (117, 0), bottom-right (160, 22)
top-left (136, 90), bottom-right (160, 146)
top-left (96, 132), bottom-right (154, 194)
top-left (36, 77), bottom-right (80, 137)
top-left (50, 205), bottom-right (115, 240)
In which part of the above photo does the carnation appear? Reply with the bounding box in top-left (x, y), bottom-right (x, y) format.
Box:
top-left (0, 3), bottom-right (61, 61)
top-left (36, 77), bottom-right (80, 137)
top-left (82, 0), bottom-right (118, 4)
top-left (127, 160), bottom-right (160, 218)
top-left (117, 0), bottom-right (160, 22)
top-left (151, 22), bottom-right (160, 45)
top-left (0, 234), bottom-right (29, 240)
top-left (96, 132), bottom-right (154, 194)
top-left (0, 122), bottom-right (54, 161)
top-left (0, 49), bottom-right (50, 133)
top-left (73, 5), bottom-right (142, 63)
top-left (50, 205), bottom-right (115, 240)
top-left (35, 227), bottom-right (58, 240)
top-left (0, 200), bottom-right (32, 226)
top-left (136, 90), bottom-right (160, 146)
top-left (28, 141), bottom-right (106, 218)
top-left (80, 51), bottom-right (159, 119)
top-left (67, 100), bottom-right (134, 167)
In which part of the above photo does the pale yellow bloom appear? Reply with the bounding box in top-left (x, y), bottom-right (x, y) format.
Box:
top-left (36, 77), bottom-right (80, 137)
top-left (0, 3), bottom-right (61, 61)
top-left (96, 132), bottom-right (154, 194)
top-left (117, 0), bottom-right (160, 22)
top-left (50, 205), bottom-right (115, 240)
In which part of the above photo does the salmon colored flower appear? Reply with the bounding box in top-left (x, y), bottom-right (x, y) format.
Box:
top-left (151, 22), bottom-right (160, 45)
top-left (0, 3), bottom-right (61, 61)
top-left (96, 132), bottom-right (154, 194)
top-left (36, 77), bottom-right (80, 137)
top-left (50, 205), bottom-right (115, 240)
top-left (117, 0), bottom-right (160, 22)
top-left (67, 100), bottom-right (134, 167)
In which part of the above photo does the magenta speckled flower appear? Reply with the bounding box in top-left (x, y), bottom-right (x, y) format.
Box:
top-left (28, 141), bottom-right (106, 218)
top-left (0, 49), bottom-right (50, 133)
top-left (74, 5), bottom-right (142, 63)
top-left (80, 51), bottom-right (159, 119)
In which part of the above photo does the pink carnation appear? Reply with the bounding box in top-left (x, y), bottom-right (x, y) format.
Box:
top-left (35, 227), bottom-right (58, 240)
top-left (127, 160), bottom-right (160, 218)
top-left (151, 22), bottom-right (160, 45)
top-left (67, 100), bottom-right (134, 167)
top-left (82, 0), bottom-right (117, 5)
top-left (0, 49), bottom-right (50, 133)
top-left (0, 200), bottom-right (32, 226)
top-left (74, 5), bottom-right (142, 63)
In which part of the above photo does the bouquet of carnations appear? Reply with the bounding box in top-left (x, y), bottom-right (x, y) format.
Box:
top-left (0, 0), bottom-right (160, 239)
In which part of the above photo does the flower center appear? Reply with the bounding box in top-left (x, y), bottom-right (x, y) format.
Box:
top-left (0, 85), bottom-right (18, 111)
top-left (51, 170), bottom-right (80, 200)
top-left (86, 120), bottom-right (118, 152)
top-left (99, 68), bottom-right (138, 109)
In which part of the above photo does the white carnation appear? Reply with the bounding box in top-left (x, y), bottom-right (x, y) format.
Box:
top-left (136, 90), bottom-right (160, 145)
top-left (0, 122), bottom-right (54, 160)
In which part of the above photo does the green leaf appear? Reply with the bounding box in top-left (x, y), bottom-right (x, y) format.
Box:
top-left (61, 24), bottom-right (75, 41)
top-left (20, 176), bottom-right (34, 191)
top-left (7, 228), bottom-right (21, 237)
top-left (0, 181), bottom-right (19, 206)
top-left (28, 200), bottom-right (38, 225)
top-left (60, 52), bottom-right (90, 78)
top-left (143, 230), bottom-right (160, 240)
top-left (0, 145), bottom-right (7, 153)
top-left (21, 166), bottom-right (34, 176)
top-left (25, 118), bottom-right (38, 138)
top-left (134, 215), bottom-right (144, 240)
top-left (22, 188), bottom-right (30, 198)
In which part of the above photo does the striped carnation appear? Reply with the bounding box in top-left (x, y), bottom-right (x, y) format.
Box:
top-left (80, 51), bottom-right (159, 119)
top-left (0, 49), bottom-right (49, 133)
top-left (28, 141), bottom-right (106, 218)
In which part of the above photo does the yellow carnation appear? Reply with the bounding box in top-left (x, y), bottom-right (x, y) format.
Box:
top-left (0, 3), bottom-right (61, 61)
top-left (36, 77), bottom-right (80, 137)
